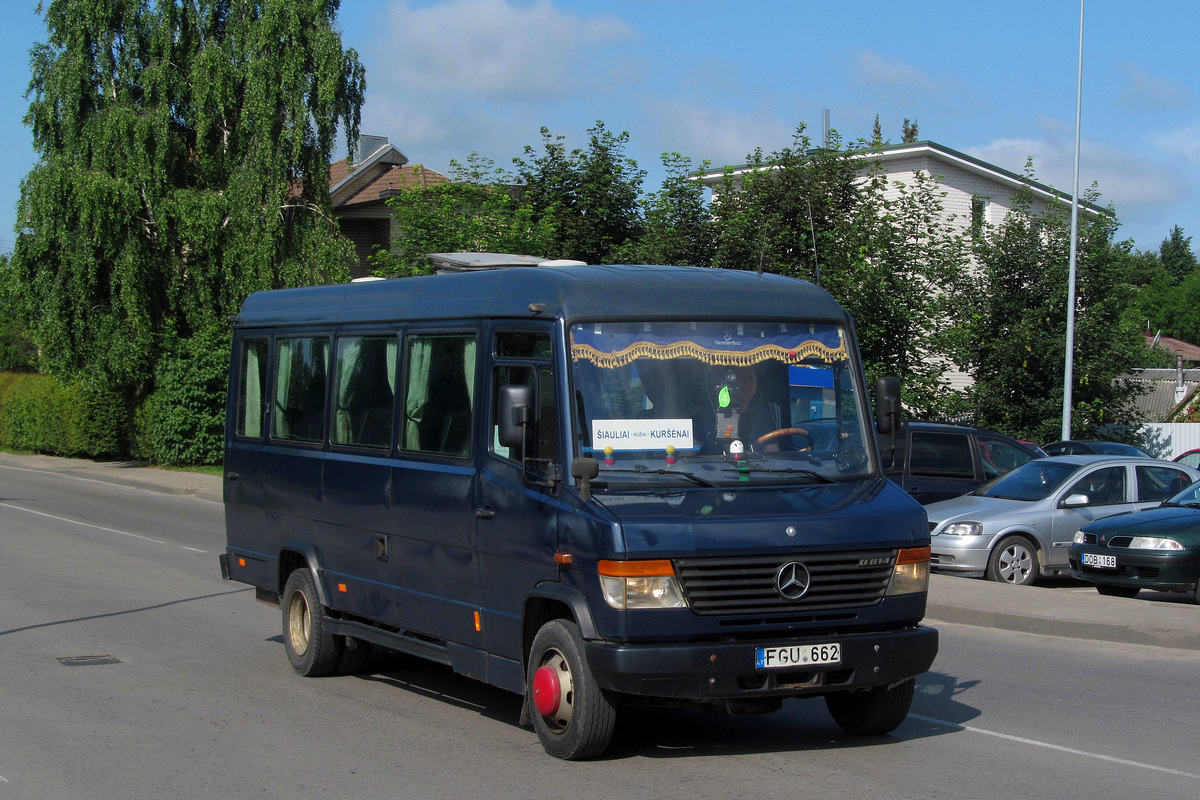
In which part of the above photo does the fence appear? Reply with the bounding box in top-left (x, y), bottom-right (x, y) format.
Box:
top-left (1138, 423), bottom-right (1200, 460)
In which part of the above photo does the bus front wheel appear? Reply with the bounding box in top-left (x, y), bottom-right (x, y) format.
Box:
top-left (527, 619), bottom-right (616, 760)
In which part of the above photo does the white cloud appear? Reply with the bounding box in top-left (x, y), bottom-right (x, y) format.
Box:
top-left (370, 0), bottom-right (636, 100)
top-left (640, 98), bottom-right (794, 170)
top-left (850, 51), bottom-right (944, 97)
top-left (967, 135), bottom-right (1187, 210)
top-left (1120, 63), bottom-right (1188, 111)
top-left (1149, 123), bottom-right (1200, 168)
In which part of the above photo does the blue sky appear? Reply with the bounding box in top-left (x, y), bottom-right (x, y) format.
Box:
top-left (2, 0), bottom-right (1198, 256)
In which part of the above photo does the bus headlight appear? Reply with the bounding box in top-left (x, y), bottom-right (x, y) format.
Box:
top-left (598, 560), bottom-right (688, 609)
top-left (886, 547), bottom-right (931, 595)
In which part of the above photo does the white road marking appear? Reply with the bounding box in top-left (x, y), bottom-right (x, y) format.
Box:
top-left (910, 714), bottom-right (1200, 780)
top-left (1, 501), bottom-right (166, 544)
top-left (181, 547), bottom-right (209, 554)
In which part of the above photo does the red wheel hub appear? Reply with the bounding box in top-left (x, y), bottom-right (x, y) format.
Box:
top-left (532, 664), bottom-right (562, 716)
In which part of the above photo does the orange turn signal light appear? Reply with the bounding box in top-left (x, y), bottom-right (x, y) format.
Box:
top-left (598, 559), bottom-right (675, 577)
top-left (897, 546), bottom-right (931, 565)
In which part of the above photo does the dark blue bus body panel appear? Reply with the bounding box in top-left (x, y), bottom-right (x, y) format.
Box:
top-left (389, 458), bottom-right (480, 648)
top-left (320, 450), bottom-right (397, 625)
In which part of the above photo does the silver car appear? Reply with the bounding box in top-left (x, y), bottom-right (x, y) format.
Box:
top-left (927, 456), bottom-right (1199, 585)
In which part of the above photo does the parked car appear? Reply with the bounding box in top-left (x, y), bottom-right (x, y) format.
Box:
top-left (1043, 440), bottom-right (1150, 457)
top-left (1070, 480), bottom-right (1200, 601)
top-left (926, 455), bottom-right (1199, 585)
top-left (881, 422), bottom-right (1041, 505)
top-left (1173, 448), bottom-right (1200, 469)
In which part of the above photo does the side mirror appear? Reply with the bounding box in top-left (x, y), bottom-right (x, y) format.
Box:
top-left (1060, 493), bottom-right (1090, 508)
top-left (571, 457), bottom-right (600, 502)
top-left (875, 376), bottom-right (901, 435)
top-left (498, 384), bottom-right (534, 450)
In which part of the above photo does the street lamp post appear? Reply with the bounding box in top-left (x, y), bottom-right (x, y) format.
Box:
top-left (1061, 0), bottom-right (1085, 442)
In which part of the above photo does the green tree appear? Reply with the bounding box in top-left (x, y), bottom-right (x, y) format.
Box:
top-left (1126, 227), bottom-right (1200, 344)
top-left (615, 152), bottom-right (714, 267)
top-left (514, 121), bottom-right (645, 264)
top-left (1159, 225), bottom-right (1197, 281)
top-left (374, 153), bottom-right (557, 277)
top-left (0, 255), bottom-right (37, 372)
top-left (12, 0), bottom-right (365, 396)
top-left (957, 173), bottom-right (1146, 442)
top-left (838, 164), bottom-right (970, 416)
top-left (708, 125), bottom-right (968, 413)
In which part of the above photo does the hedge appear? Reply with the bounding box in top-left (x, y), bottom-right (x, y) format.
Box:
top-left (0, 328), bottom-right (229, 465)
top-left (0, 373), bottom-right (126, 458)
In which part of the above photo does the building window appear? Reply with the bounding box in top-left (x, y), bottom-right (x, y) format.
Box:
top-left (970, 196), bottom-right (989, 240)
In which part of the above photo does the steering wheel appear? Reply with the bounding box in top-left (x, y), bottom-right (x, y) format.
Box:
top-left (757, 427), bottom-right (813, 450)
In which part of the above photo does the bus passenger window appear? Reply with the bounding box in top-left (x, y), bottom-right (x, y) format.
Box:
top-left (402, 333), bottom-right (476, 457)
top-left (332, 335), bottom-right (397, 449)
top-left (235, 338), bottom-right (269, 438)
top-left (272, 337), bottom-right (329, 443)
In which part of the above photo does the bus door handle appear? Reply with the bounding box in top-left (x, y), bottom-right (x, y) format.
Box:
top-left (227, 471), bottom-right (239, 481)
top-left (476, 507), bottom-right (495, 520)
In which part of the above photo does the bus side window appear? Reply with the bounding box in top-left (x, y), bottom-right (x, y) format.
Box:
top-left (272, 337), bottom-right (329, 443)
top-left (235, 338), bottom-right (269, 438)
top-left (401, 333), bottom-right (476, 458)
top-left (332, 335), bottom-right (397, 449)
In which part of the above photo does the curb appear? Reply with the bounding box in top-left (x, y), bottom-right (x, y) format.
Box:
top-left (925, 601), bottom-right (1200, 652)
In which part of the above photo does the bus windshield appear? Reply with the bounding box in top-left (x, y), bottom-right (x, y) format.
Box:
top-left (569, 320), bottom-right (873, 487)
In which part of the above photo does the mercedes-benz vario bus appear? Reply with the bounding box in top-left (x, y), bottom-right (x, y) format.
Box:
top-left (219, 257), bottom-right (937, 759)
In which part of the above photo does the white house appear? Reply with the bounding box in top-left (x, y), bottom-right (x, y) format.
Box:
top-left (696, 140), bottom-right (1105, 240)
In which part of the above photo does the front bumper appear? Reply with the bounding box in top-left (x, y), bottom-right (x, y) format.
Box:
top-left (584, 625), bottom-right (938, 700)
top-left (930, 534), bottom-right (992, 577)
top-left (1069, 545), bottom-right (1200, 593)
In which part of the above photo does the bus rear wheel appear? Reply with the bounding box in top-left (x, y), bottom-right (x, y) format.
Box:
top-left (527, 619), bottom-right (616, 760)
top-left (282, 569), bottom-right (339, 677)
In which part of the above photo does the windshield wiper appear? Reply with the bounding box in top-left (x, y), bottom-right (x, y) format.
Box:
top-left (739, 465), bottom-right (835, 484)
top-left (592, 466), bottom-right (718, 488)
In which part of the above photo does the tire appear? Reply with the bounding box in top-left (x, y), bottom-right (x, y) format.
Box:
top-left (526, 619), bottom-right (617, 760)
top-left (825, 677), bottom-right (915, 736)
top-left (1096, 584), bottom-right (1140, 599)
top-left (282, 569), bottom-right (340, 677)
top-left (986, 535), bottom-right (1040, 585)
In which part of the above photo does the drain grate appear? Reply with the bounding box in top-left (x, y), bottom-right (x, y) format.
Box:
top-left (57, 655), bottom-right (121, 667)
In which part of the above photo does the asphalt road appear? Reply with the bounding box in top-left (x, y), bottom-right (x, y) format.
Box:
top-left (1, 458), bottom-right (1198, 799)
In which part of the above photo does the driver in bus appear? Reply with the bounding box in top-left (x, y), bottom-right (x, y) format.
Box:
top-left (700, 364), bottom-right (782, 452)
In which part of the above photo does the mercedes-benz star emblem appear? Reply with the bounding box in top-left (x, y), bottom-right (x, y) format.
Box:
top-left (775, 561), bottom-right (811, 600)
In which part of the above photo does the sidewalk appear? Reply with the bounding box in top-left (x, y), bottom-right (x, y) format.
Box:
top-left (3, 452), bottom-right (1197, 651)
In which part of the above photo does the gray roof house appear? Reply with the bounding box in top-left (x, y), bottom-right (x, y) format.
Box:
top-left (329, 135), bottom-right (449, 278)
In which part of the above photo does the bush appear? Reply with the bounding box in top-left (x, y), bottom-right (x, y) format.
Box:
top-left (133, 327), bottom-right (230, 466)
top-left (0, 373), bottom-right (89, 456)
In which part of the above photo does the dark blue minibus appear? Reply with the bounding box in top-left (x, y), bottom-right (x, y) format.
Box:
top-left (219, 258), bottom-right (937, 759)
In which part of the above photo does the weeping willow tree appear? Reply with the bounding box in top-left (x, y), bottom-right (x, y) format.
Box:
top-left (10, 0), bottom-right (366, 391)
